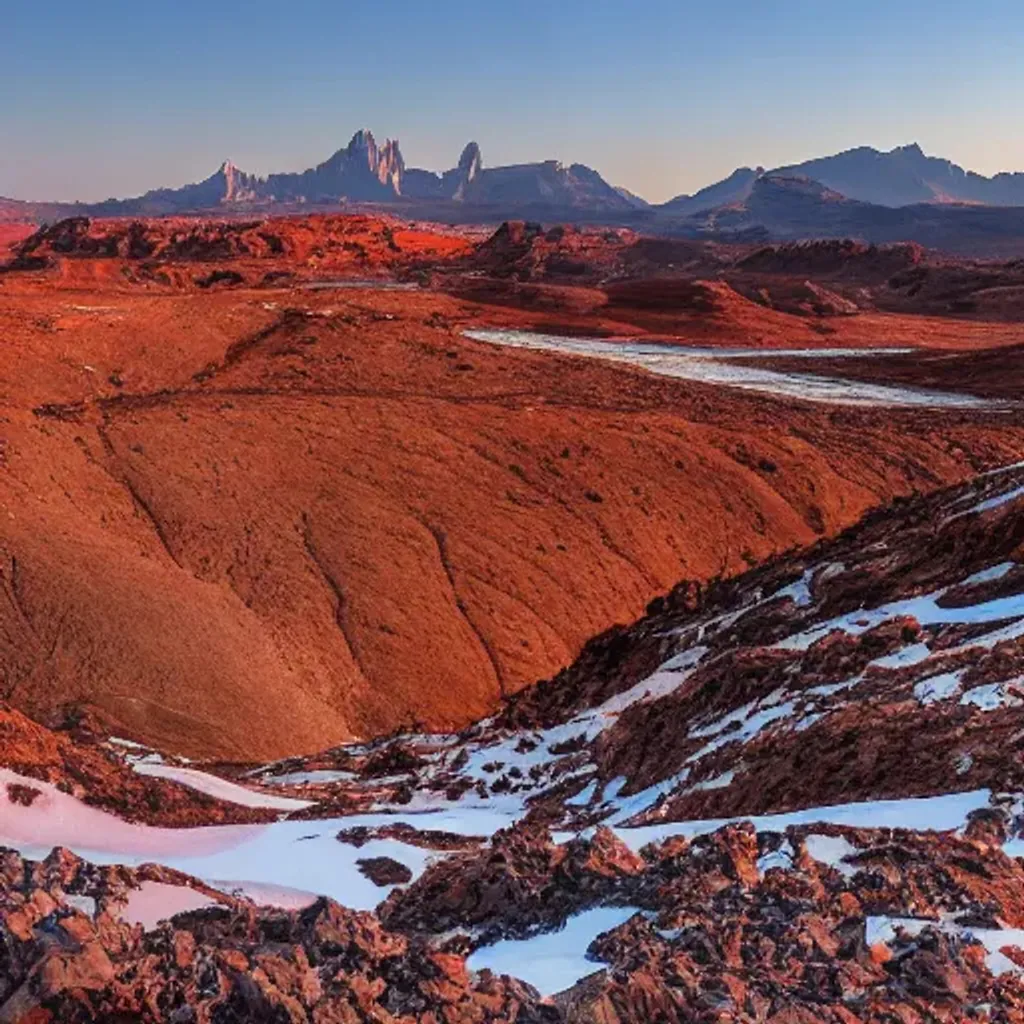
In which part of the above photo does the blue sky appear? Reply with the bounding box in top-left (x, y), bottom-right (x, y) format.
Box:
top-left (4, 0), bottom-right (1024, 203)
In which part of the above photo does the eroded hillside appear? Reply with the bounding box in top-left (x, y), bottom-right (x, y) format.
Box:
top-left (2, 216), bottom-right (1024, 759)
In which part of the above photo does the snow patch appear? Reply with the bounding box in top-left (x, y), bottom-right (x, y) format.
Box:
top-left (914, 672), bottom-right (964, 706)
top-left (611, 789), bottom-right (992, 853)
top-left (962, 563), bottom-right (1016, 586)
top-left (117, 881), bottom-right (216, 931)
top-left (776, 586), bottom-right (1024, 652)
top-left (757, 843), bottom-right (794, 874)
top-left (131, 762), bottom-right (314, 811)
top-left (771, 569), bottom-right (815, 608)
top-left (65, 894), bottom-right (97, 917)
top-left (871, 643), bottom-right (933, 669)
top-left (965, 487), bottom-right (1024, 517)
top-left (865, 915), bottom-right (1024, 976)
top-left (0, 767), bottom-right (487, 911)
top-left (260, 770), bottom-right (358, 787)
top-left (804, 833), bottom-right (860, 877)
top-left (960, 682), bottom-right (1024, 711)
top-left (466, 906), bottom-right (641, 995)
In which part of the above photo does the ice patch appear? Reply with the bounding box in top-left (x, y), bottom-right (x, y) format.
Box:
top-left (464, 330), bottom-right (997, 409)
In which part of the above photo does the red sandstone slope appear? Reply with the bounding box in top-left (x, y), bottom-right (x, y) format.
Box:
top-left (0, 224), bottom-right (34, 252)
top-left (231, 461), bottom-right (1024, 830)
top-left (4, 280), bottom-right (1023, 758)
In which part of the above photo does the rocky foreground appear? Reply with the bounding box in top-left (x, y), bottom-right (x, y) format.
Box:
top-left (6, 464), bottom-right (1024, 1018)
top-left (6, 820), bottom-right (1024, 1022)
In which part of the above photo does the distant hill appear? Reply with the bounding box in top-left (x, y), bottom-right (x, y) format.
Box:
top-left (673, 173), bottom-right (1024, 256)
top-left (771, 142), bottom-right (1024, 207)
top-left (666, 144), bottom-right (1024, 212)
top-left (660, 166), bottom-right (762, 215)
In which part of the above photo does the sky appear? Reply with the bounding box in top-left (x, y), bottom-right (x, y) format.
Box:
top-left (4, 0), bottom-right (1024, 205)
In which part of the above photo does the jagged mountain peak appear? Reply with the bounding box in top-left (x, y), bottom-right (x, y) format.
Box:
top-left (458, 141), bottom-right (482, 180)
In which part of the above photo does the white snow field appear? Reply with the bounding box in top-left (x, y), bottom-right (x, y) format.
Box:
top-left (466, 906), bottom-right (642, 994)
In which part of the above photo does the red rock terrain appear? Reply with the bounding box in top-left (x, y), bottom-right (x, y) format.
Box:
top-left (5, 467), bottom-right (1024, 1019)
top-left (2, 215), bottom-right (1024, 760)
top-left (0, 704), bottom-right (277, 826)
top-left (0, 224), bottom-right (34, 252)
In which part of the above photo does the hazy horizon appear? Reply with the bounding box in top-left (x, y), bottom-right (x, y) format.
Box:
top-left (4, 0), bottom-right (1024, 205)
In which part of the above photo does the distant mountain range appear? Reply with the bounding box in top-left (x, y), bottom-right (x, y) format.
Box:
top-left (773, 143), bottom-right (1024, 207)
top-left (660, 143), bottom-right (1024, 213)
top-left (7, 134), bottom-right (1024, 255)
top-left (11, 130), bottom-right (635, 218)
top-left (679, 173), bottom-right (1024, 257)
